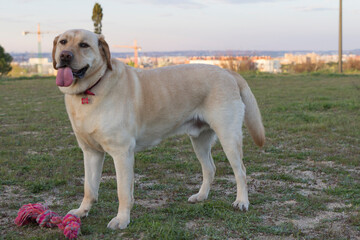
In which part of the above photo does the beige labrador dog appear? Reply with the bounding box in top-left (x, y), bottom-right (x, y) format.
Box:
top-left (52, 29), bottom-right (265, 230)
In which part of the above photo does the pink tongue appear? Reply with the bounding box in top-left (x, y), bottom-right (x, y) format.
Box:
top-left (56, 67), bottom-right (74, 87)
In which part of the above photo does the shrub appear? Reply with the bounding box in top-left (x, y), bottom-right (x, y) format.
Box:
top-left (343, 58), bottom-right (360, 71)
top-left (220, 57), bottom-right (255, 73)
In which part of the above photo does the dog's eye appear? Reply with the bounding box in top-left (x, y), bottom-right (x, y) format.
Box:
top-left (79, 42), bottom-right (90, 48)
top-left (59, 39), bottom-right (67, 45)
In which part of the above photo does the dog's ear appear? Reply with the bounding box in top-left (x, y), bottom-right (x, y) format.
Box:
top-left (98, 35), bottom-right (112, 71)
top-left (52, 35), bottom-right (60, 69)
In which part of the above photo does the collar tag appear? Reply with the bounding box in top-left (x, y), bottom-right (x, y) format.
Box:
top-left (82, 97), bottom-right (90, 104)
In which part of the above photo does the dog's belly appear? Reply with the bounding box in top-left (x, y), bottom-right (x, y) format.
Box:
top-left (134, 116), bottom-right (209, 152)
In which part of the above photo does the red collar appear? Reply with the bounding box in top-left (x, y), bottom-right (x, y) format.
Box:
top-left (81, 77), bottom-right (102, 104)
top-left (84, 77), bottom-right (102, 96)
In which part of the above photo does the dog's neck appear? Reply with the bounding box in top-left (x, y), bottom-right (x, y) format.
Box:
top-left (83, 77), bottom-right (103, 96)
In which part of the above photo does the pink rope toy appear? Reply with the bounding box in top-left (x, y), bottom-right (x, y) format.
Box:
top-left (14, 203), bottom-right (81, 239)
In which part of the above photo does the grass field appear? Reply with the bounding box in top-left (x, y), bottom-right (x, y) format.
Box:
top-left (1, 73), bottom-right (359, 239)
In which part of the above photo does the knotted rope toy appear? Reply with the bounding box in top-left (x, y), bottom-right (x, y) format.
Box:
top-left (14, 203), bottom-right (81, 239)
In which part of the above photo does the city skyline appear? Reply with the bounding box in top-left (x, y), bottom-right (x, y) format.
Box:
top-left (1, 0), bottom-right (360, 53)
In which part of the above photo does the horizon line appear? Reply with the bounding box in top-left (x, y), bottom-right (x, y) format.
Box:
top-left (9, 49), bottom-right (360, 54)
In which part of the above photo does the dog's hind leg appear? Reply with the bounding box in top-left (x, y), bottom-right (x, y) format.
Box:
top-left (209, 100), bottom-right (249, 211)
top-left (217, 130), bottom-right (249, 210)
top-left (188, 129), bottom-right (217, 203)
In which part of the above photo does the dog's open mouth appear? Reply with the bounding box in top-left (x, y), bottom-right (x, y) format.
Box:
top-left (72, 65), bottom-right (89, 79)
top-left (56, 65), bottom-right (89, 87)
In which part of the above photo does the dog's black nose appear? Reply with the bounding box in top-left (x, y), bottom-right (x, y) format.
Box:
top-left (60, 51), bottom-right (74, 64)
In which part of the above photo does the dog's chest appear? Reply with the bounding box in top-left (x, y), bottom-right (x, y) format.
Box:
top-left (66, 96), bottom-right (133, 151)
top-left (66, 99), bottom-right (104, 144)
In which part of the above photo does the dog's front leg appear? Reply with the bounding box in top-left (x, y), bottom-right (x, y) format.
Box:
top-left (68, 149), bottom-right (105, 217)
top-left (107, 144), bottom-right (135, 230)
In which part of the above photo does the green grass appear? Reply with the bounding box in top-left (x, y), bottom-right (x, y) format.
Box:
top-left (1, 74), bottom-right (360, 239)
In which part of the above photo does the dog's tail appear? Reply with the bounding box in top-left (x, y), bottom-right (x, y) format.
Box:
top-left (231, 72), bottom-right (265, 147)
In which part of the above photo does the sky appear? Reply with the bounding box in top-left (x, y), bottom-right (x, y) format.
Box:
top-left (0, 0), bottom-right (359, 53)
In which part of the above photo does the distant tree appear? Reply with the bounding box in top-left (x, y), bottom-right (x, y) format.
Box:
top-left (0, 45), bottom-right (13, 78)
top-left (92, 3), bottom-right (103, 34)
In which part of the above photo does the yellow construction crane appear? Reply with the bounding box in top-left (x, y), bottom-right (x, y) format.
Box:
top-left (113, 40), bottom-right (142, 67)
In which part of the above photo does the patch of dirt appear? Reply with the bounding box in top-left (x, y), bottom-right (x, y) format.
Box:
top-left (185, 220), bottom-right (197, 230)
top-left (273, 163), bottom-right (337, 191)
top-left (291, 211), bottom-right (345, 230)
top-left (136, 197), bottom-right (168, 209)
top-left (254, 236), bottom-right (296, 240)
top-left (217, 175), bottom-right (236, 184)
top-left (136, 178), bottom-right (160, 189)
top-left (101, 175), bottom-right (116, 182)
top-left (1, 186), bottom-right (64, 207)
top-left (248, 176), bottom-right (307, 196)
top-left (26, 150), bottom-right (39, 155)
top-left (327, 202), bottom-right (352, 210)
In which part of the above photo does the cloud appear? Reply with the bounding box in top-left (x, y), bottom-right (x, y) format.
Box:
top-left (295, 6), bottom-right (337, 12)
top-left (211, 0), bottom-right (293, 4)
top-left (0, 17), bottom-right (31, 23)
top-left (119, 0), bottom-right (292, 9)
top-left (159, 13), bottom-right (174, 17)
top-left (121, 0), bottom-right (206, 9)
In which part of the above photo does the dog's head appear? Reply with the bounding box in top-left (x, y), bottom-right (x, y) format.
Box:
top-left (52, 29), bottom-right (112, 94)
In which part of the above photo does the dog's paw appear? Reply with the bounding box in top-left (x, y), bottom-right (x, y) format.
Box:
top-left (107, 215), bottom-right (130, 230)
top-left (232, 200), bottom-right (249, 211)
top-left (188, 193), bottom-right (207, 203)
top-left (67, 208), bottom-right (89, 218)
